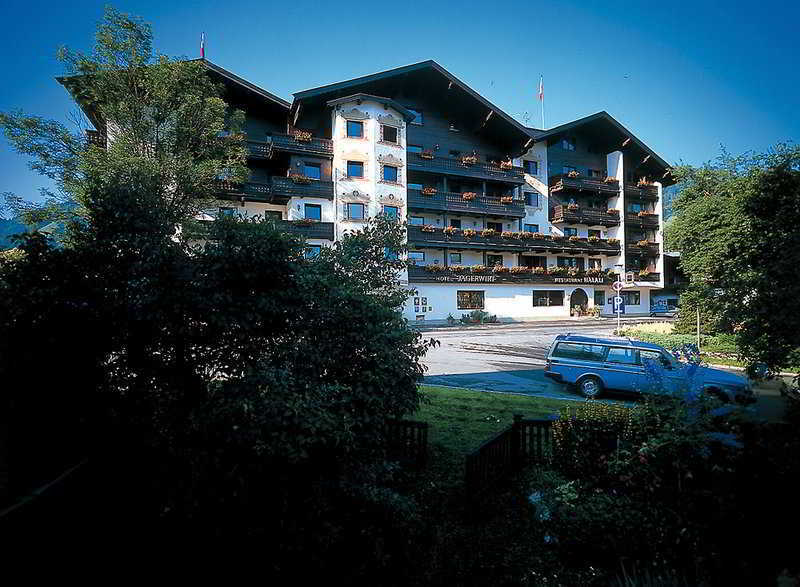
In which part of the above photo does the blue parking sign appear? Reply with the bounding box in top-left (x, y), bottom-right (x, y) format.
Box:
top-left (613, 295), bottom-right (625, 314)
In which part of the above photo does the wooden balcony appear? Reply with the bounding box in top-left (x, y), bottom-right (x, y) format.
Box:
top-left (247, 134), bottom-right (333, 159)
top-left (633, 272), bottom-right (661, 283)
top-left (270, 176), bottom-right (334, 200)
top-left (549, 174), bottom-right (620, 195)
top-left (626, 241), bottom-right (661, 256)
top-left (624, 183), bottom-right (659, 200)
top-left (407, 153), bottom-right (525, 183)
top-left (279, 220), bottom-right (334, 240)
top-left (625, 212), bottom-right (660, 228)
top-left (408, 265), bottom-right (616, 285)
top-left (407, 189), bottom-right (525, 218)
top-left (407, 226), bottom-right (621, 255)
top-left (215, 180), bottom-right (273, 202)
top-left (550, 205), bottom-right (621, 227)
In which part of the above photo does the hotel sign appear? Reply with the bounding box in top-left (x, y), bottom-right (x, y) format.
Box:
top-left (552, 276), bottom-right (607, 284)
top-left (434, 275), bottom-right (497, 283)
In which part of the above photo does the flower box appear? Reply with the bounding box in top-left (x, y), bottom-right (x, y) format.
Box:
top-left (293, 218), bottom-right (316, 226)
top-left (520, 232), bottom-right (535, 240)
top-left (500, 196), bottom-right (513, 204)
top-left (461, 192), bottom-right (477, 201)
top-left (586, 268), bottom-right (604, 277)
top-left (567, 170), bottom-right (580, 178)
top-left (499, 160), bottom-right (513, 170)
top-left (510, 266), bottom-right (531, 274)
top-left (566, 267), bottom-right (581, 277)
top-left (604, 176), bottom-right (617, 183)
top-left (607, 208), bottom-right (620, 215)
top-left (608, 238), bottom-right (620, 245)
top-left (637, 178), bottom-right (653, 187)
top-left (551, 235), bottom-right (565, 241)
top-left (443, 226), bottom-right (458, 236)
top-left (533, 266), bottom-right (547, 275)
top-left (501, 231), bottom-right (517, 239)
top-left (449, 265), bottom-right (466, 272)
top-left (548, 266), bottom-right (566, 275)
top-left (492, 265), bottom-right (510, 273)
top-left (470, 265), bottom-right (487, 273)
top-left (462, 229), bottom-right (476, 238)
top-left (638, 270), bottom-right (654, 277)
top-left (421, 224), bottom-right (437, 233)
top-left (421, 186), bottom-right (437, 196)
top-left (567, 203), bottom-right (579, 211)
top-left (636, 239), bottom-right (651, 247)
top-left (588, 236), bottom-right (600, 243)
top-left (638, 211), bottom-right (656, 218)
top-left (288, 173), bottom-right (312, 184)
top-left (424, 264), bottom-right (446, 272)
top-left (568, 235), bottom-right (580, 242)
top-left (480, 229), bottom-right (496, 238)
top-left (460, 154), bottom-right (478, 165)
top-left (420, 150), bottom-right (435, 160)
top-left (292, 130), bottom-right (312, 142)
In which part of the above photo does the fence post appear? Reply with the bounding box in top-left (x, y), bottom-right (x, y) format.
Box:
top-left (512, 414), bottom-right (523, 471)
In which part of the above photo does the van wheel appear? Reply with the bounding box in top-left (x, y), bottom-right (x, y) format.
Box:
top-left (578, 376), bottom-right (603, 399)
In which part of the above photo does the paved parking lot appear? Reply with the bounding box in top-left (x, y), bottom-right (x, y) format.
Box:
top-left (420, 319), bottom-right (789, 419)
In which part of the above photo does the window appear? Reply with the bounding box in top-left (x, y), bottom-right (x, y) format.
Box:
top-left (557, 257), bottom-right (584, 269)
top-left (408, 144), bottom-right (423, 153)
top-left (457, 290), bottom-right (485, 310)
top-left (487, 254), bottom-right (503, 267)
top-left (552, 342), bottom-right (606, 361)
top-left (588, 258), bottom-right (602, 270)
top-left (562, 138), bottom-right (576, 151)
top-left (383, 165), bottom-right (398, 182)
top-left (383, 205), bottom-right (399, 220)
top-left (346, 202), bottom-right (365, 220)
top-left (564, 227), bottom-right (578, 237)
top-left (606, 347), bottom-right (639, 365)
top-left (304, 203), bottom-right (321, 221)
top-left (449, 252), bottom-right (462, 264)
top-left (588, 229), bottom-right (602, 238)
top-left (523, 160), bottom-right (539, 175)
top-left (407, 109), bottom-right (423, 125)
top-left (487, 222), bottom-right (502, 232)
top-left (524, 192), bottom-right (540, 207)
top-left (346, 120), bottom-right (363, 138)
top-left (594, 290), bottom-right (606, 306)
top-left (408, 182), bottom-right (423, 191)
top-left (347, 161), bottom-right (364, 178)
top-left (563, 165), bottom-right (578, 175)
top-left (409, 216), bottom-right (424, 226)
top-left (305, 245), bottom-right (321, 259)
top-left (408, 251), bottom-right (425, 264)
top-left (622, 291), bottom-right (641, 305)
top-left (304, 162), bottom-right (321, 180)
top-left (533, 290), bottom-right (565, 307)
top-left (522, 256), bottom-right (547, 268)
top-left (450, 219), bottom-right (462, 228)
top-left (382, 125), bottom-right (398, 144)
top-left (524, 224), bottom-right (539, 233)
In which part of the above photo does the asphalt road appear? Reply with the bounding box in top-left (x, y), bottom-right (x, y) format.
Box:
top-left (420, 318), bottom-right (789, 419)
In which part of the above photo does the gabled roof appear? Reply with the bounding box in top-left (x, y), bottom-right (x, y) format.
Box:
top-left (197, 59), bottom-right (290, 110)
top-left (293, 60), bottom-right (533, 154)
top-left (531, 111), bottom-right (674, 185)
top-left (325, 93), bottom-right (417, 122)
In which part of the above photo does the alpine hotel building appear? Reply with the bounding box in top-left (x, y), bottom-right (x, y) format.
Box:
top-left (71, 60), bottom-right (674, 322)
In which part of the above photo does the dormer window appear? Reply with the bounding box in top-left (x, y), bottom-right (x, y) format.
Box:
top-left (347, 120), bottom-right (363, 138)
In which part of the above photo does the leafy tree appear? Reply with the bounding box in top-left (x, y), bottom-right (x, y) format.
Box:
top-left (666, 144), bottom-right (800, 373)
top-left (0, 5), bottom-right (248, 233)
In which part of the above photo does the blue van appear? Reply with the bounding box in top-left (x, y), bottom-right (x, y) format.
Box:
top-left (544, 334), bottom-right (755, 403)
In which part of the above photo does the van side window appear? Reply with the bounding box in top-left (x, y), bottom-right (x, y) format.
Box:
top-left (606, 347), bottom-right (639, 364)
top-left (552, 342), bottom-right (606, 361)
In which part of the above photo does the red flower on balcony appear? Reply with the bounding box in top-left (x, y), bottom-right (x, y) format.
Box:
top-left (462, 191), bottom-right (478, 201)
top-left (421, 186), bottom-right (437, 196)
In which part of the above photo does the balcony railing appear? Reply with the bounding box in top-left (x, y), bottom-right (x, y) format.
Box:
top-left (215, 180), bottom-right (273, 201)
top-left (247, 134), bottom-right (334, 159)
top-left (549, 174), bottom-right (620, 195)
top-left (632, 272), bottom-right (661, 282)
top-left (407, 153), bottom-right (525, 183)
top-left (626, 241), bottom-right (661, 256)
top-left (624, 183), bottom-right (659, 200)
top-left (407, 226), bottom-right (621, 255)
top-left (279, 220), bottom-right (334, 240)
top-left (407, 189), bottom-right (525, 218)
top-left (625, 212), bottom-right (660, 227)
top-left (550, 205), bottom-right (621, 227)
top-left (408, 265), bottom-right (616, 285)
top-left (271, 176), bottom-right (334, 200)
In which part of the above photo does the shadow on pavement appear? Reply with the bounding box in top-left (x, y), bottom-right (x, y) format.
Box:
top-left (424, 368), bottom-right (589, 402)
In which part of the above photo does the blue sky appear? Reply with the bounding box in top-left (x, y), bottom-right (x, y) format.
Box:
top-left (2, 0), bottom-right (798, 206)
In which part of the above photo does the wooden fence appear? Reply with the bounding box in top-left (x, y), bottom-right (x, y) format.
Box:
top-left (386, 419), bottom-right (428, 469)
top-left (465, 415), bottom-right (553, 497)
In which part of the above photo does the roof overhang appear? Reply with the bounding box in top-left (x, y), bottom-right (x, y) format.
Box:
top-left (530, 111), bottom-right (674, 185)
top-left (292, 60), bottom-right (533, 156)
